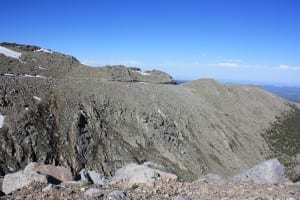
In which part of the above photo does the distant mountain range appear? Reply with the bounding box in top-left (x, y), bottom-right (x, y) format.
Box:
top-left (261, 85), bottom-right (300, 103)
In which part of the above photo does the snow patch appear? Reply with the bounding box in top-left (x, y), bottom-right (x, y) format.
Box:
top-left (0, 46), bottom-right (22, 59)
top-left (136, 71), bottom-right (151, 76)
top-left (24, 74), bottom-right (35, 78)
top-left (157, 108), bottom-right (166, 118)
top-left (35, 75), bottom-right (46, 78)
top-left (2, 73), bottom-right (46, 78)
top-left (3, 73), bottom-right (16, 77)
top-left (33, 96), bottom-right (41, 101)
top-left (24, 74), bottom-right (46, 78)
top-left (38, 66), bottom-right (46, 70)
top-left (0, 114), bottom-right (4, 128)
top-left (36, 48), bottom-right (53, 54)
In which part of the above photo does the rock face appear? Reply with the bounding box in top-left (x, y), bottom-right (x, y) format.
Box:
top-left (0, 42), bottom-right (300, 183)
top-left (230, 159), bottom-right (285, 183)
top-left (2, 170), bottom-right (48, 194)
top-left (110, 163), bottom-right (177, 186)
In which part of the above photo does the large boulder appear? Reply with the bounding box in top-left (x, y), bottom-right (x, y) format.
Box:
top-left (110, 163), bottom-right (177, 186)
top-left (2, 170), bottom-right (48, 194)
top-left (79, 169), bottom-right (109, 185)
top-left (25, 162), bottom-right (72, 182)
top-left (230, 159), bottom-right (285, 183)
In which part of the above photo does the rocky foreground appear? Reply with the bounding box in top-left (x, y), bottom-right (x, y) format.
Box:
top-left (1, 160), bottom-right (300, 199)
top-left (1, 178), bottom-right (300, 200)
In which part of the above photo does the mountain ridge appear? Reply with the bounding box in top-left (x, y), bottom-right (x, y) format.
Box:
top-left (0, 42), bottom-right (299, 184)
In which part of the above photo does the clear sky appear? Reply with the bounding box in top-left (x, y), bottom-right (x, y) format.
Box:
top-left (1, 0), bottom-right (300, 85)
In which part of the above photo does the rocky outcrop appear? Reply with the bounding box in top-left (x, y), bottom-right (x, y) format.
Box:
top-left (230, 159), bottom-right (285, 183)
top-left (79, 169), bottom-right (109, 185)
top-left (110, 163), bottom-right (178, 186)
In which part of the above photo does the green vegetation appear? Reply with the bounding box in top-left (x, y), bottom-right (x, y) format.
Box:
top-left (265, 104), bottom-right (300, 156)
top-left (263, 104), bottom-right (300, 181)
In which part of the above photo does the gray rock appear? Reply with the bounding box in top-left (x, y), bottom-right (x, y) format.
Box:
top-left (108, 190), bottom-right (126, 200)
top-left (84, 188), bottom-right (104, 199)
top-left (2, 170), bottom-right (48, 194)
top-left (0, 114), bottom-right (4, 128)
top-left (88, 170), bottom-right (109, 185)
top-left (24, 162), bottom-right (73, 182)
top-left (173, 195), bottom-right (191, 200)
top-left (79, 169), bottom-right (109, 185)
top-left (198, 173), bottom-right (224, 183)
top-left (24, 162), bottom-right (36, 172)
top-left (42, 184), bottom-right (58, 192)
top-left (79, 169), bottom-right (92, 183)
top-left (110, 163), bottom-right (177, 186)
top-left (230, 159), bottom-right (285, 183)
top-left (60, 180), bottom-right (82, 186)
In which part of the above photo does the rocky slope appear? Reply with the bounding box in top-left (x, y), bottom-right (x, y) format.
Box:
top-left (1, 42), bottom-right (300, 197)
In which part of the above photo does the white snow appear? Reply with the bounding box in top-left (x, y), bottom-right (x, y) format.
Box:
top-left (35, 75), bottom-right (46, 78)
top-left (24, 74), bottom-right (36, 78)
top-left (0, 46), bottom-right (22, 59)
top-left (3, 73), bottom-right (16, 77)
top-left (136, 71), bottom-right (151, 76)
top-left (157, 108), bottom-right (166, 118)
top-left (24, 74), bottom-right (46, 78)
top-left (36, 48), bottom-right (53, 54)
top-left (0, 114), bottom-right (4, 128)
top-left (38, 66), bottom-right (46, 70)
top-left (138, 82), bottom-right (149, 84)
top-left (33, 96), bottom-right (41, 101)
top-left (2, 74), bottom-right (46, 78)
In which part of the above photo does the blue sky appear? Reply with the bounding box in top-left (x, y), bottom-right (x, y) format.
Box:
top-left (1, 0), bottom-right (300, 85)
